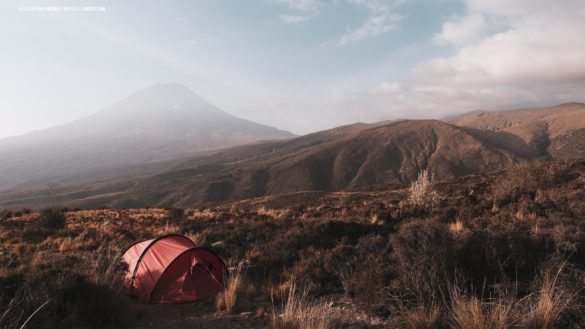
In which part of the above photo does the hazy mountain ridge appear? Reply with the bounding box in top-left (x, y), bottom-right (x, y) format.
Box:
top-left (1, 102), bottom-right (585, 209)
top-left (0, 84), bottom-right (294, 190)
top-left (2, 102), bottom-right (585, 209)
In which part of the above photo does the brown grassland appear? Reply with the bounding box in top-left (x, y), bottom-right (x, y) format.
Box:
top-left (1, 160), bottom-right (585, 328)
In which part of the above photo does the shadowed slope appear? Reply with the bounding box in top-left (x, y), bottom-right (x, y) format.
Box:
top-left (0, 120), bottom-right (520, 208)
top-left (453, 102), bottom-right (585, 159)
top-left (2, 103), bottom-right (585, 209)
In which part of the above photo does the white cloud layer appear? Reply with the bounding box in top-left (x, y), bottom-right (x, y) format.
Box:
top-left (273, 0), bottom-right (320, 24)
top-left (273, 0), bottom-right (319, 11)
top-left (273, 0), bottom-right (404, 43)
top-left (419, 1), bottom-right (584, 90)
top-left (328, 0), bottom-right (585, 127)
top-left (279, 13), bottom-right (317, 24)
top-left (433, 14), bottom-right (485, 46)
top-left (370, 81), bottom-right (403, 95)
top-left (354, 0), bottom-right (585, 120)
top-left (335, 0), bottom-right (402, 46)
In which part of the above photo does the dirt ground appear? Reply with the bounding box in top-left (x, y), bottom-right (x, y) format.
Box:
top-left (136, 294), bottom-right (386, 329)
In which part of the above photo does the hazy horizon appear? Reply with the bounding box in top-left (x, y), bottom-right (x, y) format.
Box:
top-left (1, 0), bottom-right (584, 139)
top-left (1, 81), bottom-right (582, 142)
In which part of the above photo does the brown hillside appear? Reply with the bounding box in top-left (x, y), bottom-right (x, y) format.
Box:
top-left (453, 102), bottom-right (585, 159)
top-left (0, 120), bottom-right (519, 209)
top-left (1, 161), bottom-right (585, 328)
top-left (1, 103), bottom-right (584, 209)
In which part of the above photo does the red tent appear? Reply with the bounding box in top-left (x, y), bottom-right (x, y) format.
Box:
top-left (122, 234), bottom-right (227, 303)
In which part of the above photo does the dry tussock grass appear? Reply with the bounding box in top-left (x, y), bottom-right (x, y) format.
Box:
top-left (403, 305), bottom-right (441, 329)
top-left (449, 289), bottom-right (517, 329)
top-left (448, 220), bottom-right (464, 234)
top-left (54, 236), bottom-right (98, 253)
top-left (522, 263), bottom-right (574, 329)
top-left (216, 261), bottom-right (245, 314)
top-left (152, 222), bottom-right (182, 236)
top-left (448, 261), bottom-right (575, 329)
top-left (271, 282), bottom-right (337, 329)
top-left (190, 208), bottom-right (217, 219)
top-left (185, 230), bottom-right (207, 246)
top-left (257, 206), bottom-right (285, 218)
top-left (244, 248), bottom-right (262, 264)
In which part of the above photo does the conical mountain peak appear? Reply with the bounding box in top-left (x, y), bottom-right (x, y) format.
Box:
top-left (100, 83), bottom-right (225, 118)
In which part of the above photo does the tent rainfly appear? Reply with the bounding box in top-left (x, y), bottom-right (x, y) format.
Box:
top-left (122, 234), bottom-right (227, 303)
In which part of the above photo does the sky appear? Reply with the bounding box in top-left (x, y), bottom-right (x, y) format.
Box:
top-left (0, 0), bottom-right (584, 138)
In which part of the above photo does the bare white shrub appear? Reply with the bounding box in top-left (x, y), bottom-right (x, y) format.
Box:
top-left (409, 170), bottom-right (441, 208)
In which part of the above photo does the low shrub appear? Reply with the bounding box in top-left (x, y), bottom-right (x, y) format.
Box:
top-left (409, 170), bottom-right (441, 209)
top-left (38, 208), bottom-right (67, 230)
top-left (492, 161), bottom-right (573, 206)
top-left (0, 267), bottom-right (133, 329)
top-left (390, 219), bottom-right (455, 307)
top-left (0, 209), bottom-right (13, 220)
top-left (166, 207), bottom-right (185, 220)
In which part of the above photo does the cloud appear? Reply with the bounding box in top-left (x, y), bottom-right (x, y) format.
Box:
top-left (335, 13), bottom-right (400, 46)
top-left (335, 0), bottom-right (585, 124)
top-left (174, 16), bottom-right (189, 25)
top-left (335, 0), bottom-right (402, 46)
top-left (273, 0), bottom-right (320, 24)
top-left (272, 0), bottom-right (404, 42)
top-left (279, 13), bottom-right (317, 24)
top-left (417, 2), bottom-right (585, 86)
top-left (404, 0), bottom-right (585, 114)
top-left (433, 14), bottom-right (485, 46)
top-left (273, 0), bottom-right (319, 11)
top-left (370, 81), bottom-right (404, 95)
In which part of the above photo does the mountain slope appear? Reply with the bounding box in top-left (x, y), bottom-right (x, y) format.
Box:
top-left (1, 102), bottom-right (584, 209)
top-left (150, 119), bottom-right (519, 206)
top-left (453, 102), bottom-right (585, 159)
top-left (0, 84), bottom-right (294, 190)
top-left (0, 120), bottom-right (519, 209)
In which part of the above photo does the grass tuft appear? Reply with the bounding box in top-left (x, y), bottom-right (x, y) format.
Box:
top-left (216, 261), bottom-right (245, 314)
top-left (271, 282), bottom-right (336, 329)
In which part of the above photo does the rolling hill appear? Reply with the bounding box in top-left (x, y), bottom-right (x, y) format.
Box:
top-left (2, 102), bottom-right (584, 209)
top-left (453, 102), bottom-right (585, 160)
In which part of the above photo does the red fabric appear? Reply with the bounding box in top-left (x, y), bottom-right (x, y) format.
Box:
top-left (122, 239), bottom-right (153, 287)
top-left (131, 236), bottom-right (195, 301)
top-left (122, 235), bottom-right (227, 304)
top-left (150, 250), bottom-right (225, 303)
top-left (191, 249), bottom-right (228, 286)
